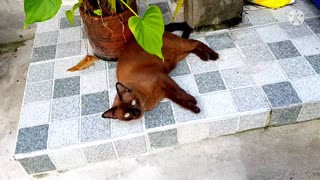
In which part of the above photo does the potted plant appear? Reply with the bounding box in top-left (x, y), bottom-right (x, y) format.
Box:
top-left (23, 0), bottom-right (184, 63)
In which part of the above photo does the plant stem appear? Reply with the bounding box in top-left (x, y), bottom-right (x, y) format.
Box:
top-left (118, 0), bottom-right (139, 17)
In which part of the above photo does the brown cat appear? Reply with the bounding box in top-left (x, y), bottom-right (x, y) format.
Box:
top-left (102, 23), bottom-right (219, 121)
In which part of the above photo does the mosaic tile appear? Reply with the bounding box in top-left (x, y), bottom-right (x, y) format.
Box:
top-left (82, 143), bottom-right (116, 163)
top-left (239, 111), bottom-right (269, 131)
top-left (247, 9), bottom-right (278, 25)
top-left (305, 54), bottom-right (320, 74)
top-left (241, 44), bottom-right (275, 65)
top-left (292, 76), bottom-right (320, 102)
top-left (28, 62), bottom-right (54, 83)
top-left (51, 95), bottom-right (80, 121)
top-left (149, 129), bottom-right (178, 149)
top-left (231, 87), bottom-right (269, 112)
top-left (60, 15), bottom-right (81, 29)
top-left (49, 149), bottom-right (86, 170)
top-left (173, 96), bottom-right (206, 122)
top-left (80, 114), bottom-right (111, 142)
top-left (178, 123), bottom-right (209, 144)
top-left (292, 35), bottom-right (320, 56)
top-left (19, 101), bottom-right (50, 128)
top-left (220, 66), bottom-right (255, 89)
top-left (53, 76), bottom-right (80, 99)
top-left (24, 81), bottom-right (52, 104)
top-left (279, 22), bottom-right (313, 39)
top-left (111, 118), bottom-right (143, 137)
top-left (206, 32), bottom-right (236, 51)
top-left (48, 118), bottom-right (79, 148)
top-left (57, 27), bottom-right (81, 44)
top-left (81, 91), bottom-right (109, 116)
top-left (216, 48), bottom-right (246, 69)
top-left (54, 57), bottom-right (82, 79)
top-left (271, 106), bottom-right (302, 126)
top-left (209, 118), bottom-right (238, 137)
top-left (256, 24), bottom-right (288, 43)
top-left (268, 40), bottom-right (301, 60)
top-left (173, 75), bottom-right (199, 95)
top-left (18, 155), bottom-right (56, 174)
top-left (231, 28), bottom-right (263, 47)
top-left (262, 81), bottom-right (302, 107)
top-left (15, 124), bottom-right (48, 154)
top-left (169, 60), bottom-right (191, 77)
top-left (201, 91), bottom-right (237, 117)
top-left (144, 101), bottom-right (175, 129)
top-left (115, 136), bottom-right (147, 157)
top-left (298, 102), bottom-right (320, 122)
top-left (278, 57), bottom-right (316, 79)
top-left (31, 45), bottom-right (56, 62)
top-left (34, 31), bottom-right (58, 48)
top-left (194, 71), bottom-right (226, 93)
top-left (249, 62), bottom-right (287, 85)
top-left (187, 54), bottom-right (217, 74)
top-left (80, 71), bottom-right (107, 94)
top-left (56, 41), bottom-right (81, 58)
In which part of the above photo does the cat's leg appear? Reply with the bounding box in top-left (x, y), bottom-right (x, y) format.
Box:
top-left (160, 75), bottom-right (200, 113)
top-left (191, 41), bottom-right (219, 61)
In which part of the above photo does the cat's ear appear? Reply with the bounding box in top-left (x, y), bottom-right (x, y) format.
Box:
top-left (116, 82), bottom-right (131, 97)
top-left (102, 107), bottom-right (117, 119)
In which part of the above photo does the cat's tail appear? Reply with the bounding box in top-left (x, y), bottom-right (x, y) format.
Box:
top-left (165, 22), bottom-right (193, 39)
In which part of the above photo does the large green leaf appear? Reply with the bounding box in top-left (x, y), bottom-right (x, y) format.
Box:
top-left (129, 6), bottom-right (164, 60)
top-left (24, 0), bottom-right (62, 28)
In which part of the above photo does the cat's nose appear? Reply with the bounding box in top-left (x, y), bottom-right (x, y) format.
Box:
top-left (132, 109), bottom-right (141, 116)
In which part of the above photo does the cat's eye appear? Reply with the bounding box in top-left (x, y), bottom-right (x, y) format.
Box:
top-left (131, 99), bottom-right (136, 106)
top-left (124, 113), bottom-right (130, 118)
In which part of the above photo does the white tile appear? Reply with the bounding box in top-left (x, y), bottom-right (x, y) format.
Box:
top-left (173, 75), bottom-right (199, 95)
top-left (49, 149), bottom-right (86, 170)
top-left (58, 27), bottom-right (81, 44)
top-left (292, 76), bottom-right (320, 102)
top-left (54, 57), bottom-right (82, 79)
top-left (178, 123), bottom-right (209, 144)
top-left (216, 48), bottom-right (246, 69)
top-left (298, 102), bottom-right (320, 122)
top-left (111, 118), bottom-right (143, 138)
top-left (293, 35), bottom-right (320, 56)
top-left (48, 118), bottom-right (79, 148)
top-left (209, 118), bottom-right (239, 137)
top-left (239, 111), bottom-right (269, 131)
top-left (256, 25), bottom-right (288, 43)
top-left (81, 71), bottom-right (108, 94)
top-left (187, 54), bottom-right (217, 74)
top-left (19, 101), bottom-right (50, 128)
top-left (249, 62), bottom-right (287, 85)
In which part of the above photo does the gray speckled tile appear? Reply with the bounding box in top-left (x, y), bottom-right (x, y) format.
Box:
top-left (108, 61), bottom-right (117, 69)
top-left (305, 54), bottom-right (320, 74)
top-left (173, 75), bottom-right (199, 95)
top-left (256, 25), bottom-right (288, 43)
top-left (150, 2), bottom-right (170, 13)
top-left (81, 71), bottom-right (107, 94)
top-left (81, 91), bottom-right (109, 116)
top-left (49, 149), bottom-right (86, 170)
top-left (268, 40), bottom-right (301, 60)
top-left (144, 101), bottom-right (175, 129)
top-left (294, 2), bottom-right (320, 18)
top-left (231, 87), bottom-right (269, 112)
top-left (82, 143), bottom-right (116, 163)
top-left (51, 95), bottom-right (80, 121)
top-left (292, 76), bottom-right (320, 102)
top-left (169, 60), bottom-right (191, 77)
top-left (56, 41), bottom-right (81, 58)
top-left (53, 76), bottom-right (80, 99)
top-left (220, 66), bottom-right (255, 89)
top-left (60, 15), bottom-right (81, 29)
top-left (80, 114), bottom-right (111, 142)
top-left (28, 62), bottom-right (54, 83)
top-left (178, 123), bottom-right (209, 144)
top-left (173, 96), bottom-right (206, 122)
top-left (36, 15), bottom-right (59, 34)
top-left (34, 31), bottom-right (58, 48)
top-left (278, 57), bottom-right (316, 79)
top-left (24, 80), bottom-right (53, 104)
top-left (201, 91), bottom-right (237, 117)
top-left (216, 48), bottom-right (246, 69)
top-left (292, 35), bottom-right (320, 56)
top-left (18, 155), bottom-right (56, 174)
top-left (115, 136), bottom-right (147, 157)
top-left (263, 81), bottom-right (302, 108)
top-left (108, 68), bottom-right (117, 89)
top-left (81, 27), bottom-right (88, 39)
top-left (31, 45), bottom-right (56, 62)
top-left (270, 5), bottom-right (295, 22)
top-left (298, 102), bottom-right (320, 122)
top-left (271, 106), bottom-right (302, 126)
top-left (149, 129), bottom-right (178, 149)
top-left (239, 111), bottom-right (269, 131)
top-left (209, 118), bottom-right (238, 137)
top-left (15, 124), bottom-right (49, 154)
top-left (206, 32), bottom-right (236, 51)
top-left (279, 22), bottom-right (313, 39)
top-left (249, 62), bottom-right (287, 85)
top-left (58, 27), bottom-right (81, 44)
top-left (187, 54), bottom-right (217, 74)
top-left (194, 71), bottom-right (226, 94)
top-left (231, 28), bottom-right (263, 47)
top-left (48, 118), bottom-right (79, 148)
top-left (247, 9), bottom-right (278, 25)
top-left (305, 17), bottom-right (320, 34)
top-left (241, 44), bottom-right (275, 65)
top-left (19, 101), bottom-right (50, 128)
top-left (111, 118), bottom-right (143, 137)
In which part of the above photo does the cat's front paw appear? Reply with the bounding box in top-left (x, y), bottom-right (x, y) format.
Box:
top-left (191, 105), bottom-right (200, 113)
top-left (209, 51), bottom-right (219, 61)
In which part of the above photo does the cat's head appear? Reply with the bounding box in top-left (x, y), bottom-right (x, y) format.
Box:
top-left (102, 82), bottom-right (143, 121)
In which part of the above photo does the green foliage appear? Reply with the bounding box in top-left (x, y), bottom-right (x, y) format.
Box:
top-left (65, 0), bottom-right (83, 26)
top-left (93, 9), bottom-right (102, 16)
top-left (172, 0), bottom-right (184, 22)
top-left (24, 0), bottom-right (62, 28)
top-left (128, 6), bottom-right (165, 60)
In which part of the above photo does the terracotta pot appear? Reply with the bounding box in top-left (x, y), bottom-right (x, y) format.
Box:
top-left (80, 2), bottom-right (137, 61)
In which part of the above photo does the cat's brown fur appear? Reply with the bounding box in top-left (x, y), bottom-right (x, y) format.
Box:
top-left (102, 31), bottom-right (219, 121)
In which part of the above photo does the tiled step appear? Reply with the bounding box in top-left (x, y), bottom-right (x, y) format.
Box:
top-left (15, 0), bottom-right (320, 175)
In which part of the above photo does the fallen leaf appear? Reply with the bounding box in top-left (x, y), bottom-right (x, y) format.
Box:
top-left (67, 55), bottom-right (99, 72)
